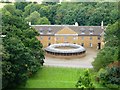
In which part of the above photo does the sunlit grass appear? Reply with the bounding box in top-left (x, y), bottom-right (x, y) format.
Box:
top-left (22, 66), bottom-right (86, 88)
top-left (20, 66), bottom-right (104, 88)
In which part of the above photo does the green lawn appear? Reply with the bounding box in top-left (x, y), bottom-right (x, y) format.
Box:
top-left (20, 66), bottom-right (104, 88)
top-left (22, 66), bottom-right (86, 88)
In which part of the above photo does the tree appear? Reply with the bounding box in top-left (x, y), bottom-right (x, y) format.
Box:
top-left (25, 11), bottom-right (41, 25)
top-left (3, 4), bottom-right (23, 17)
top-left (25, 11), bottom-right (50, 25)
top-left (38, 17), bottom-right (50, 25)
top-left (2, 6), bottom-right (45, 89)
top-left (15, 2), bottom-right (30, 12)
top-left (92, 47), bottom-right (119, 71)
top-left (98, 64), bottom-right (120, 88)
top-left (104, 21), bottom-right (120, 59)
top-left (92, 21), bottom-right (120, 71)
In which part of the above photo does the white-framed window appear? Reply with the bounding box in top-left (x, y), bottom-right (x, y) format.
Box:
top-left (89, 28), bottom-right (93, 34)
top-left (89, 30), bottom-right (93, 34)
top-left (90, 36), bottom-right (92, 40)
top-left (90, 43), bottom-right (92, 47)
top-left (81, 31), bottom-right (85, 34)
top-left (81, 28), bottom-right (85, 34)
top-left (82, 36), bottom-right (84, 40)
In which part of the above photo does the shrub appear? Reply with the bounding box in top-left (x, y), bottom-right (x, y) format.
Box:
top-left (98, 65), bottom-right (120, 88)
top-left (92, 47), bottom-right (118, 71)
top-left (75, 69), bottom-right (94, 89)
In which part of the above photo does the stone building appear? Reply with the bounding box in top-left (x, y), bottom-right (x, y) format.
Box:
top-left (31, 22), bottom-right (106, 49)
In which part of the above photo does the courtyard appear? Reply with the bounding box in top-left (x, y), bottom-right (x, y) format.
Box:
top-left (44, 48), bottom-right (98, 68)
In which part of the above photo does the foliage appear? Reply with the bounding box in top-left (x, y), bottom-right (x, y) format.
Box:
top-left (98, 66), bottom-right (120, 88)
top-left (92, 20), bottom-right (120, 71)
top-left (75, 69), bottom-right (94, 89)
top-left (25, 11), bottom-right (50, 25)
top-left (14, 2), bottom-right (30, 11)
top-left (92, 20), bottom-right (120, 88)
top-left (2, 6), bottom-right (45, 89)
top-left (25, 11), bottom-right (41, 25)
top-left (105, 21), bottom-right (120, 59)
top-left (4, 2), bottom-right (118, 25)
top-left (92, 47), bottom-right (119, 71)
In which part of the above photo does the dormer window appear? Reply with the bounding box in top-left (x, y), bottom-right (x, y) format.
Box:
top-left (81, 31), bottom-right (85, 34)
top-left (39, 28), bottom-right (43, 34)
top-left (89, 30), bottom-right (93, 34)
top-left (89, 28), bottom-right (93, 34)
top-left (48, 28), bottom-right (52, 34)
top-left (81, 28), bottom-right (85, 34)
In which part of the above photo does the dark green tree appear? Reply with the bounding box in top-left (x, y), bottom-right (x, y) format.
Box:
top-left (2, 6), bottom-right (45, 89)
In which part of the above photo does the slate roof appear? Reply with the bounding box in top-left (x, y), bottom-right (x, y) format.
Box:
top-left (31, 25), bottom-right (106, 36)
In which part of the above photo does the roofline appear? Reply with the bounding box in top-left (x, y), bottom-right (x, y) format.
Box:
top-left (39, 35), bottom-right (101, 36)
top-left (31, 25), bottom-right (107, 27)
top-left (31, 25), bottom-right (77, 26)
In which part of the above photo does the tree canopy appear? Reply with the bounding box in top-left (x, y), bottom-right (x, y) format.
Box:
top-left (13, 2), bottom-right (119, 25)
top-left (2, 5), bottom-right (45, 89)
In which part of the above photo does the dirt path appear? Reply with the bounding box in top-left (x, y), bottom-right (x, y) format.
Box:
top-left (44, 48), bottom-right (98, 68)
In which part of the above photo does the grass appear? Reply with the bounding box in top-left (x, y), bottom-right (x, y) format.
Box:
top-left (22, 66), bottom-right (86, 88)
top-left (20, 66), bottom-right (104, 88)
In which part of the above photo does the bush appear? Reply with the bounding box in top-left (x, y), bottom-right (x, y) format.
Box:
top-left (75, 69), bottom-right (94, 89)
top-left (98, 66), bottom-right (120, 88)
top-left (92, 47), bottom-right (118, 71)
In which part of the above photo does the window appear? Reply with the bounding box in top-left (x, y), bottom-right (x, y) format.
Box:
top-left (40, 36), bottom-right (43, 40)
top-left (89, 28), bottom-right (93, 34)
top-left (81, 28), bottom-right (85, 34)
top-left (48, 28), bottom-right (52, 34)
top-left (64, 37), bottom-right (67, 41)
top-left (98, 36), bottom-right (100, 40)
top-left (90, 36), bottom-right (92, 40)
top-left (90, 43), bottom-right (92, 47)
top-left (81, 43), bottom-right (84, 46)
top-left (82, 36), bottom-right (84, 40)
top-left (81, 31), bottom-right (85, 34)
top-left (89, 30), bottom-right (93, 34)
top-left (39, 28), bottom-right (43, 34)
top-left (48, 37), bottom-right (51, 40)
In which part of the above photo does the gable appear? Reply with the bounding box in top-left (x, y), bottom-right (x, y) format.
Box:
top-left (56, 27), bottom-right (78, 34)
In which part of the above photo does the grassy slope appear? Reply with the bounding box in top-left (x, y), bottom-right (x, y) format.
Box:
top-left (23, 66), bottom-right (86, 88)
top-left (21, 66), bottom-right (105, 88)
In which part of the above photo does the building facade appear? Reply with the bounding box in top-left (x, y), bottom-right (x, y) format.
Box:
top-left (31, 22), bottom-right (105, 49)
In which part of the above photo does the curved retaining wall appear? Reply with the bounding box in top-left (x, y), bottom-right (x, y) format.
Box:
top-left (45, 43), bottom-right (86, 58)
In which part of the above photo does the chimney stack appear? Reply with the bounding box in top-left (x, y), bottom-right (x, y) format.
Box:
top-left (75, 22), bottom-right (78, 26)
top-left (29, 22), bottom-right (31, 26)
top-left (101, 21), bottom-right (103, 29)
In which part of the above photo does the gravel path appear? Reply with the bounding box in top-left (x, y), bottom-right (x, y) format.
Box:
top-left (44, 48), bottom-right (98, 68)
